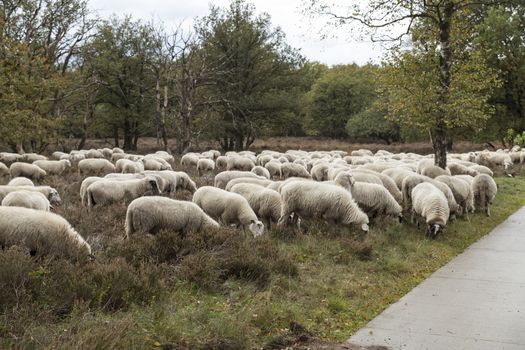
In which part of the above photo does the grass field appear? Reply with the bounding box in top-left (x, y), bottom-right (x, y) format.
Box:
top-left (1, 162), bottom-right (524, 349)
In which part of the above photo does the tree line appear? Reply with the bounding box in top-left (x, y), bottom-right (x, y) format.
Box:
top-left (1, 0), bottom-right (524, 164)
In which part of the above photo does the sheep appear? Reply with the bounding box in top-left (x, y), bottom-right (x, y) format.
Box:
top-left (401, 174), bottom-right (459, 217)
top-left (9, 162), bottom-right (46, 180)
top-left (192, 186), bottom-right (265, 237)
top-left (251, 166), bottom-right (270, 179)
top-left (99, 148), bottom-right (113, 159)
top-left (0, 162), bottom-right (8, 176)
top-left (111, 153), bottom-right (126, 162)
top-left (381, 168), bottom-right (416, 190)
top-left (435, 175), bottom-right (474, 217)
top-left (22, 153), bottom-right (47, 162)
top-left (153, 151), bottom-right (174, 163)
top-left (116, 159), bottom-right (144, 174)
top-left (225, 177), bottom-right (273, 192)
top-left (197, 158), bottom-right (215, 176)
top-left (0, 152), bottom-right (23, 165)
top-left (278, 180), bottom-right (369, 233)
top-left (226, 156), bottom-right (255, 171)
top-left (447, 163), bottom-right (480, 177)
top-left (32, 159), bottom-right (71, 175)
top-left (8, 177), bottom-right (34, 186)
top-left (350, 169), bottom-right (403, 204)
top-left (86, 149), bottom-right (104, 159)
top-left (351, 149), bottom-right (373, 157)
top-left (469, 165), bottom-right (494, 177)
top-left (281, 163), bottom-right (311, 179)
top-left (420, 165), bottom-right (452, 179)
top-left (230, 183), bottom-right (282, 229)
top-left (0, 206), bottom-right (92, 261)
top-left (86, 176), bottom-right (160, 209)
top-left (0, 186), bottom-right (61, 206)
top-left (143, 157), bottom-right (171, 171)
top-left (174, 171), bottom-right (197, 193)
top-left (264, 161), bottom-right (282, 179)
top-left (51, 151), bottom-right (68, 160)
top-left (310, 163), bottom-right (330, 181)
top-left (78, 159), bottom-right (116, 176)
top-left (411, 182), bottom-right (450, 238)
top-left (181, 153), bottom-right (200, 167)
top-left (216, 156), bottom-right (229, 169)
top-left (214, 171), bottom-right (265, 189)
top-left (80, 176), bottom-right (103, 206)
top-left (471, 174), bottom-right (498, 216)
top-left (125, 197), bottom-right (219, 238)
top-left (2, 190), bottom-right (51, 211)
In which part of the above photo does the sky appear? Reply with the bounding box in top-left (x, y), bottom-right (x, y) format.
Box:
top-left (88, 0), bottom-right (385, 66)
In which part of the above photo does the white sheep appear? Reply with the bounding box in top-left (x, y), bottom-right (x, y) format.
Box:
top-left (9, 162), bottom-right (46, 180)
top-left (214, 171), bottom-right (265, 189)
top-left (192, 186), bottom-right (265, 237)
top-left (420, 165), bottom-right (452, 178)
top-left (435, 175), bottom-right (474, 217)
top-left (78, 159), bottom-right (116, 175)
top-left (471, 174), bottom-right (497, 216)
top-left (174, 171), bottom-right (198, 193)
top-left (470, 165), bottom-right (494, 177)
top-left (197, 158), bottom-right (216, 176)
top-left (125, 196), bottom-right (219, 238)
top-left (32, 159), bottom-right (71, 175)
top-left (251, 166), bottom-right (270, 179)
top-left (86, 149), bottom-right (104, 159)
top-left (216, 156), bottom-right (229, 169)
top-left (226, 156), bottom-right (255, 171)
top-left (86, 176), bottom-right (160, 209)
top-left (22, 153), bottom-right (48, 162)
top-left (2, 190), bottom-right (51, 211)
top-left (281, 163), bottom-right (311, 179)
top-left (401, 174), bottom-right (459, 217)
top-left (0, 162), bottom-right (10, 176)
top-left (181, 153), bottom-right (200, 167)
top-left (116, 159), bottom-right (144, 173)
top-left (111, 153), bottom-right (126, 162)
top-left (310, 163), bottom-right (330, 181)
top-left (0, 185), bottom-right (61, 206)
top-left (0, 206), bottom-right (92, 261)
top-left (7, 177), bottom-right (34, 186)
top-left (264, 161), bottom-right (282, 179)
top-left (229, 183), bottom-right (282, 229)
top-left (447, 163), bottom-right (479, 177)
top-left (411, 182), bottom-right (450, 238)
top-left (0, 152), bottom-right (23, 165)
top-left (224, 177), bottom-right (273, 192)
top-left (80, 176), bottom-right (103, 206)
top-left (278, 180), bottom-right (369, 233)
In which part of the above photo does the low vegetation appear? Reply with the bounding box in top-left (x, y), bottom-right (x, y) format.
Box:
top-left (1, 165), bottom-right (524, 349)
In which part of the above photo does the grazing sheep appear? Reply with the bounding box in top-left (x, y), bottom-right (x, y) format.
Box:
top-left (8, 177), bottom-right (34, 186)
top-left (9, 162), bottom-right (46, 180)
top-left (174, 171), bottom-right (197, 193)
top-left (351, 149), bottom-right (373, 157)
top-left (225, 177), bottom-right (273, 192)
top-left (192, 186), bottom-right (265, 237)
top-left (0, 186), bottom-right (60, 206)
top-left (447, 163), bottom-right (479, 177)
top-left (354, 169), bottom-right (403, 203)
top-left (0, 162), bottom-right (8, 176)
top-left (349, 182), bottom-right (402, 220)
top-left (143, 157), bottom-right (171, 171)
top-left (411, 182), bottom-right (450, 238)
top-left (181, 153), bottom-right (200, 167)
top-left (111, 153), bottom-right (126, 162)
top-left (22, 153), bottom-right (47, 162)
top-left (2, 190), bottom-right (51, 211)
top-left (401, 174), bottom-right (459, 217)
top-left (125, 197), bottom-right (219, 238)
top-left (435, 175), bottom-right (474, 216)
top-left (80, 176), bottom-right (103, 206)
top-left (421, 165), bottom-right (452, 179)
top-left (86, 176), bottom-right (160, 209)
top-left (86, 149), bottom-right (104, 159)
top-left (382, 168), bottom-right (416, 190)
top-left (78, 159), bottom-right (116, 175)
top-left (197, 158), bottom-right (215, 176)
top-left (116, 159), bottom-right (144, 174)
top-left (281, 163), bottom-right (311, 179)
top-left (251, 166), bottom-right (270, 179)
top-left (470, 165), bottom-right (494, 177)
top-left (310, 163), bottom-right (330, 181)
top-left (264, 161), bottom-right (282, 179)
top-left (230, 183), bottom-right (282, 229)
top-left (214, 171), bottom-right (265, 189)
top-left (226, 156), bottom-right (255, 171)
top-left (472, 174), bottom-right (498, 216)
top-left (51, 151), bottom-right (68, 160)
top-left (33, 159), bottom-right (71, 175)
top-left (278, 180), bottom-right (369, 233)
top-left (0, 206), bottom-right (92, 261)
top-left (0, 152), bottom-right (23, 165)
top-left (216, 156), bottom-right (229, 169)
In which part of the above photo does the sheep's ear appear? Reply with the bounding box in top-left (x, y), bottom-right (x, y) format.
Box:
top-left (250, 219), bottom-right (256, 224)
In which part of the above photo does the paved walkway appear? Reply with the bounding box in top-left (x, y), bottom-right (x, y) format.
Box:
top-left (347, 206), bottom-right (525, 350)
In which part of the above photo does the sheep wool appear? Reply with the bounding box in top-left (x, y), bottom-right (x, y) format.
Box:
top-left (32, 159), bottom-right (71, 175)
top-left (2, 190), bottom-right (51, 211)
top-left (197, 158), bottom-right (215, 176)
top-left (9, 162), bottom-right (46, 180)
top-left (78, 159), bottom-right (116, 175)
top-left (214, 171), bottom-right (265, 189)
top-left (411, 182), bottom-right (449, 238)
top-left (0, 162), bottom-right (9, 176)
top-left (472, 174), bottom-right (498, 216)
top-left (0, 186), bottom-right (61, 206)
top-left (86, 176), bottom-right (160, 209)
top-left (230, 184), bottom-right (282, 229)
top-left (125, 196), bottom-right (219, 238)
top-left (8, 177), bottom-right (34, 186)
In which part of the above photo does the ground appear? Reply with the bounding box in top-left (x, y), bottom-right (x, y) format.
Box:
top-left (0, 141), bottom-right (523, 349)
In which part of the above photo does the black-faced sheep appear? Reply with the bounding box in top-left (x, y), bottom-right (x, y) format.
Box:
top-left (411, 182), bottom-right (450, 238)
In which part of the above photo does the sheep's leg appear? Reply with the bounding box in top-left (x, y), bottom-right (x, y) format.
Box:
top-left (486, 205), bottom-right (491, 217)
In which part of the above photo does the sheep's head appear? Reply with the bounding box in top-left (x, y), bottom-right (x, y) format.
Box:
top-left (427, 223), bottom-right (444, 239)
top-left (48, 189), bottom-right (62, 206)
top-left (147, 177), bottom-right (161, 195)
top-left (249, 220), bottom-right (265, 237)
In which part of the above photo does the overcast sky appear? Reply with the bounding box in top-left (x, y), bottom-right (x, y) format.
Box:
top-left (88, 0), bottom-right (384, 66)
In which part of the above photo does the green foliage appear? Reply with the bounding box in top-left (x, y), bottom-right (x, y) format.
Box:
top-left (346, 109), bottom-right (400, 144)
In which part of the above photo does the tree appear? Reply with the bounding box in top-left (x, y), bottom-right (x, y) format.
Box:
top-left (197, 0), bottom-right (303, 151)
top-left (304, 0), bottom-right (514, 167)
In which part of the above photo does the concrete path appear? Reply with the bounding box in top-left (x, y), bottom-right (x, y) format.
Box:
top-left (347, 206), bottom-right (525, 350)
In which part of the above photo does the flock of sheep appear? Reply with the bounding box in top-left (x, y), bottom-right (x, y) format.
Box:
top-left (0, 144), bottom-right (513, 262)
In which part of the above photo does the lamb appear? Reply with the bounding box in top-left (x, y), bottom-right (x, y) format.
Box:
top-left (192, 186), bottom-right (265, 237)
top-left (9, 162), bottom-right (46, 180)
top-left (2, 190), bottom-right (51, 211)
top-left (86, 176), bottom-right (160, 209)
top-left (225, 177), bottom-right (273, 192)
top-left (78, 159), bottom-right (116, 175)
top-left (435, 175), bottom-right (474, 216)
top-left (281, 163), bottom-right (311, 179)
top-left (0, 162), bottom-right (8, 176)
top-left (251, 166), bottom-right (271, 179)
top-left (447, 163), bottom-right (480, 177)
top-left (264, 161), bottom-right (282, 179)
top-left (32, 159), bottom-right (71, 175)
top-left (226, 156), bottom-right (255, 171)
top-left (0, 186), bottom-right (61, 206)
top-left (411, 182), bottom-right (450, 238)
top-left (125, 197), bottom-right (219, 238)
top-left (420, 165), bottom-right (452, 179)
top-left (471, 174), bottom-right (498, 216)
top-left (229, 183), bottom-right (282, 229)
top-left (214, 171), bottom-right (265, 189)
top-left (7, 177), bottom-right (34, 186)
top-left (0, 206), bottom-right (92, 261)
top-left (115, 159), bottom-right (144, 173)
top-left (197, 158), bottom-right (216, 176)
top-left (278, 180), bottom-right (369, 233)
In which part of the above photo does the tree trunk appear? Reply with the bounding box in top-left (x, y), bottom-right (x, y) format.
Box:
top-left (113, 126), bottom-right (119, 148)
top-left (155, 78), bottom-right (161, 146)
top-left (432, 124), bottom-right (448, 169)
top-left (123, 117), bottom-right (133, 151)
top-left (160, 85), bottom-right (169, 151)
